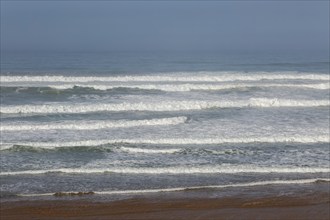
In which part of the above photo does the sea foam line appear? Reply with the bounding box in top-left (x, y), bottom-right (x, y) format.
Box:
top-left (0, 117), bottom-right (187, 131)
top-left (2, 83), bottom-right (330, 91)
top-left (1, 73), bottom-right (329, 83)
top-left (18, 82), bottom-right (328, 91)
top-left (18, 178), bottom-right (330, 197)
top-left (1, 166), bottom-right (329, 176)
top-left (118, 146), bottom-right (181, 154)
top-left (1, 98), bottom-right (329, 114)
top-left (1, 135), bottom-right (329, 150)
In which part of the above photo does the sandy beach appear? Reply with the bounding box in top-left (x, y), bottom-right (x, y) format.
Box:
top-left (1, 182), bottom-right (329, 220)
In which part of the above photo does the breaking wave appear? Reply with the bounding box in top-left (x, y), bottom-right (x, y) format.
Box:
top-left (1, 83), bottom-right (329, 93)
top-left (1, 135), bottom-right (328, 150)
top-left (2, 73), bottom-right (329, 83)
top-left (46, 83), bottom-right (330, 91)
top-left (117, 146), bottom-right (182, 154)
top-left (1, 98), bottom-right (329, 114)
top-left (0, 116), bottom-right (187, 131)
top-left (1, 166), bottom-right (329, 176)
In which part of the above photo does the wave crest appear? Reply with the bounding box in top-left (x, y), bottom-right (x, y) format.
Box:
top-left (118, 146), bottom-right (181, 154)
top-left (1, 98), bottom-right (329, 114)
top-left (1, 135), bottom-right (328, 150)
top-left (1, 166), bottom-right (329, 176)
top-left (0, 117), bottom-right (187, 131)
top-left (2, 73), bottom-right (329, 83)
top-left (2, 83), bottom-right (329, 93)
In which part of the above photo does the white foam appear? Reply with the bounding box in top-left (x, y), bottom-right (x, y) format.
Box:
top-left (247, 98), bottom-right (330, 107)
top-left (1, 135), bottom-right (328, 150)
top-left (1, 166), bottom-right (329, 176)
top-left (75, 178), bottom-right (330, 194)
top-left (0, 117), bottom-right (187, 131)
top-left (118, 146), bottom-right (181, 154)
top-left (47, 83), bottom-right (330, 91)
top-left (1, 73), bottom-right (329, 83)
top-left (1, 98), bottom-right (329, 114)
top-left (17, 178), bottom-right (330, 197)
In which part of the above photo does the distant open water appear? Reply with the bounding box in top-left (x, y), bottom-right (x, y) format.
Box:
top-left (0, 52), bottom-right (329, 199)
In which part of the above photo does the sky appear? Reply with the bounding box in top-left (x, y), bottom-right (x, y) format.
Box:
top-left (1, 1), bottom-right (329, 52)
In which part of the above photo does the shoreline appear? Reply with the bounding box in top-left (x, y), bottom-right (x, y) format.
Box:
top-left (1, 182), bottom-right (329, 220)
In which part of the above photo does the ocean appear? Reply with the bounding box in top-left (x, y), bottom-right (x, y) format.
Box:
top-left (0, 51), bottom-right (329, 200)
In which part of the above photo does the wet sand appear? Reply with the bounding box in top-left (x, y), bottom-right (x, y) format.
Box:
top-left (1, 183), bottom-right (329, 220)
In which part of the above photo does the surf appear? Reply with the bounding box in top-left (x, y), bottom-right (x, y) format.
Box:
top-left (3, 82), bottom-right (329, 92)
top-left (1, 72), bottom-right (329, 83)
top-left (1, 166), bottom-right (329, 176)
top-left (1, 98), bottom-right (329, 114)
top-left (0, 116), bottom-right (187, 131)
top-left (1, 135), bottom-right (328, 150)
top-left (17, 178), bottom-right (330, 197)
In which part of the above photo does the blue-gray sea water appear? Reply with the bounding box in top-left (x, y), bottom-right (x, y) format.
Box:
top-left (0, 51), bottom-right (329, 199)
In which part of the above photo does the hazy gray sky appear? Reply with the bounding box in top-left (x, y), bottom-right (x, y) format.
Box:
top-left (1, 1), bottom-right (329, 52)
